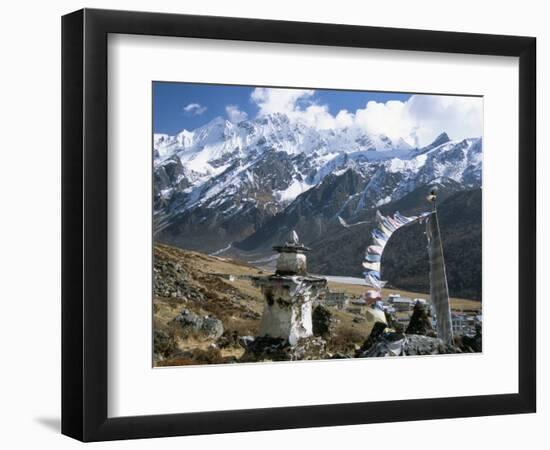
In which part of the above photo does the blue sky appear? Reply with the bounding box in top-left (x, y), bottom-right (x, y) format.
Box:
top-left (152, 82), bottom-right (482, 147)
top-left (153, 82), bottom-right (412, 135)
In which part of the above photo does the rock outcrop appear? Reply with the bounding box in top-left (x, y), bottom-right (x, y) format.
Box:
top-left (406, 301), bottom-right (435, 336)
top-left (312, 304), bottom-right (334, 338)
top-left (460, 324), bottom-right (482, 352)
top-left (357, 322), bottom-right (460, 357)
top-left (174, 309), bottom-right (224, 339)
top-left (239, 336), bottom-right (330, 362)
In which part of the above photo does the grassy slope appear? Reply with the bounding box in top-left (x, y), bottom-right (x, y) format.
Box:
top-left (154, 244), bottom-right (264, 364)
top-left (154, 243), bottom-right (480, 367)
top-left (154, 244), bottom-right (376, 364)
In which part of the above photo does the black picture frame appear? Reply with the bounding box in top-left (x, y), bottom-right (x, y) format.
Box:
top-left (62, 8), bottom-right (536, 442)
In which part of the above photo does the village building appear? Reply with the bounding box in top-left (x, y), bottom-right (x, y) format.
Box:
top-left (451, 312), bottom-right (480, 336)
top-left (324, 290), bottom-right (349, 309)
top-left (387, 294), bottom-right (415, 312)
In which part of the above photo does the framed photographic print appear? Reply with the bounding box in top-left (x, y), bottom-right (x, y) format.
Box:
top-left (62, 8), bottom-right (536, 442)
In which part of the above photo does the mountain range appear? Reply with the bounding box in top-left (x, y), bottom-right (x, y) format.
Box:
top-left (153, 112), bottom-right (482, 298)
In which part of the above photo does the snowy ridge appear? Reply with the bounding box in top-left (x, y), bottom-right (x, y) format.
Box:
top-left (153, 112), bottom-right (482, 248)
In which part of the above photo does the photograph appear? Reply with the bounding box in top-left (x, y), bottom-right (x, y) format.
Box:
top-left (152, 82), bottom-right (483, 366)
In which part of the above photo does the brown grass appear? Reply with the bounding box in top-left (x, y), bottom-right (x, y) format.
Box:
top-left (154, 243), bottom-right (481, 366)
top-left (156, 347), bottom-right (226, 366)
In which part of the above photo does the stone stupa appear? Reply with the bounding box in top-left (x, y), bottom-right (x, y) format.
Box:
top-left (253, 231), bottom-right (327, 346)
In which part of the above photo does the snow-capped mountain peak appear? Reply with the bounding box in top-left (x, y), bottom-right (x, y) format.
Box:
top-left (153, 113), bottom-right (481, 253)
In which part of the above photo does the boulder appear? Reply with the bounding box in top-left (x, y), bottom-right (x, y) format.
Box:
top-left (174, 309), bottom-right (203, 331)
top-left (357, 321), bottom-right (387, 355)
top-left (406, 301), bottom-right (435, 336)
top-left (404, 334), bottom-right (459, 356)
top-left (240, 336), bottom-right (329, 362)
top-left (461, 323), bottom-right (482, 352)
top-left (202, 316), bottom-right (224, 339)
top-left (312, 305), bottom-right (334, 338)
top-left (357, 322), bottom-right (461, 357)
top-left (174, 309), bottom-right (224, 339)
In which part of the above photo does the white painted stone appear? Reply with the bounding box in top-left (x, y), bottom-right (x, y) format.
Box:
top-left (276, 252), bottom-right (307, 275)
top-left (257, 277), bottom-right (326, 345)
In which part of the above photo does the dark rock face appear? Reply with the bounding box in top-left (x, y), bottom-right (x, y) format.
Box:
top-left (236, 168), bottom-right (369, 253)
top-left (239, 336), bottom-right (329, 362)
top-left (303, 186), bottom-right (482, 301)
top-left (153, 157), bottom-right (191, 212)
top-left (382, 188), bottom-right (482, 300)
top-left (356, 322), bottom-right (388, 355)
top-left (306, 180), bottom-right (466, 278)
top-left (154, 156), bottom-right (187, 191)
top-left (312, 305), bottom-right (334, 338)
top-left (406, 301), bottom-right (435, 336)
top-left (250, 150), bottom-right (296, 191)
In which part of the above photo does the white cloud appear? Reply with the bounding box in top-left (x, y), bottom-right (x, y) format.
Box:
top-left (250, 88), bottom-right (353, 129)
top-left (354, 100), bottom-right (415, 145)
top-left (406, 95), bottom-right (483, 146)
top-left (225, 105), bottom-right (248, 123)
top-left (249, 87), bottom-right (483, 147)
top-left (251, 88), bottom-right (314, 116)
top-left (183, 102), bottom-right (207, 116)
top-left (355, 95), bottom-right (483, 147)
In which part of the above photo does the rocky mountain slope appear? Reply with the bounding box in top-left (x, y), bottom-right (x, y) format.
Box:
top-left (382, 188), bottom-right (482, 299)
top-left (153, 243), bottom-right (264, 365)
top-left (154, 114), bottom-right (481, 251)
top-left (306, 187), bottom-right (482, 299)
top-left (153, 244), bottom-right (381, 365)
top-left (153, 113), bottom-right (482, 298)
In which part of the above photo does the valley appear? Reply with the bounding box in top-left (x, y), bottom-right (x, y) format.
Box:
top-left (153, 112), bottom-right (482, 300)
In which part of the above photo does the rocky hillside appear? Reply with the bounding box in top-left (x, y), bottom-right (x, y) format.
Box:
top-left (382, 188), bottom-right (482, 300)
top-left (153, 244), bottom-right (265, 365)
top-left (153, 242), bottom-right (481, 366)
top-left (305, 187), bottom-right (482, 300)
top-left (153, 244), bottom-right (385, 365)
